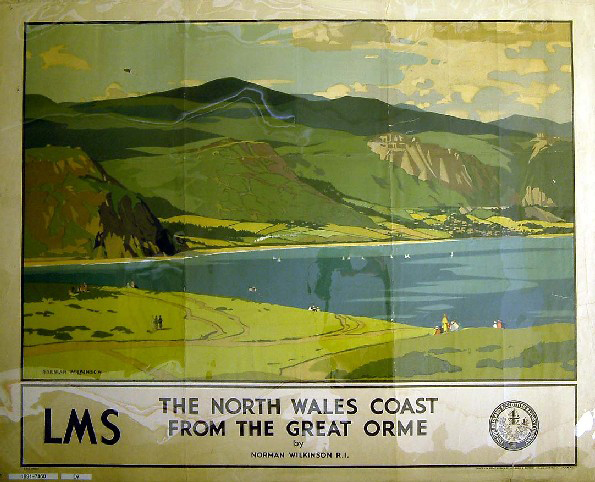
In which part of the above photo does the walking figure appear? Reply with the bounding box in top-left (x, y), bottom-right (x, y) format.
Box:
top-left (157, 315), bottom-right (163, 330)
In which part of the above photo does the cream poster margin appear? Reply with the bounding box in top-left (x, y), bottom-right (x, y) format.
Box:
top-left (0, 0), bottom-right (593, 480)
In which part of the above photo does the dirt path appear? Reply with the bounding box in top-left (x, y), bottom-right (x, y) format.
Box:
top-left (24, 289), bottom-right (427, 379)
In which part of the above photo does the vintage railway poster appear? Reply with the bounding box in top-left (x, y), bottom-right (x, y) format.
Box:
top-left (0, 1), bottom-right (594, 481)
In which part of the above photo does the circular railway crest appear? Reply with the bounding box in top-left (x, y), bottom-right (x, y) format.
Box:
top-left (489, 400), bottom-right (539, 451)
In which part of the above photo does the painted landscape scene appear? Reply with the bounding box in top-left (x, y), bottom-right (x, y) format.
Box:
top-left (23, 21), bottom-right (575, 381)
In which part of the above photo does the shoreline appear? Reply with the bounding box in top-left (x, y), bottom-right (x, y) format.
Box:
top-left (23, 233), bottom-right (573, 268)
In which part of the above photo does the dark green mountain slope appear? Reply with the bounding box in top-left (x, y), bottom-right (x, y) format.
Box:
top-left (70, 77), bottom-right (525, 137)
top-left (522, 140), bottom-right (574, 210)
top-left (104, 138), bottom-right (376, 227)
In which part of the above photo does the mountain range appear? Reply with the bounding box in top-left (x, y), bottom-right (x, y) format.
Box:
top-left (23, 77), bottom-right (574, 259)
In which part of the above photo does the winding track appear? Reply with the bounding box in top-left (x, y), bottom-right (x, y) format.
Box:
top-left (24, 289), bottom-right (424, 379)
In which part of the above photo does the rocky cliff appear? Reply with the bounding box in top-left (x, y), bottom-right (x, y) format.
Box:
top-left (368, 133), bottom-right (500, 205)
top-left (24, 146), bottom-right (176, 259)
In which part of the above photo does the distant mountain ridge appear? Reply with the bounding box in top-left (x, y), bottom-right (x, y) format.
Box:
top-left (489, 114), bottom-right (572, 139)
top-left (27, 78), bottom-right (569, 140)
top-left (159, 77), bottom-right (529, 137)
top-left (60, 77), bottom-right (527, 138)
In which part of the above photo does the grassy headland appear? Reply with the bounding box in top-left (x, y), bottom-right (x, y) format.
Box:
top-left (23, 283), bottom-right (574, 381)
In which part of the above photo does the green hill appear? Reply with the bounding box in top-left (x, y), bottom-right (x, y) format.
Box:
top-left (103, 138), bottom-right (376, 227)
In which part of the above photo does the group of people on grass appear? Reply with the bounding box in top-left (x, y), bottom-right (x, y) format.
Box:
top-left (433, 314), bottom-right (460, 335)
top-left (152, 315), bottom-right (164, 331)
top-left (433, 313), bottom-right (506, 335)
top-left (69, 280), bottom-right (140, 297)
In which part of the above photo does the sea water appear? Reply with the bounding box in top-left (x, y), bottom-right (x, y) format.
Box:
top-left (24, 236), bottom-right (575, 329)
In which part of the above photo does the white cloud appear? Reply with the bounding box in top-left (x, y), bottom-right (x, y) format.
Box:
top-left (40, 45), bottom-right (90, 70)
top-left (248, 79), bottom-right (294, 88)
top-left (351, 82), bottom-right (368, 93)
top-left (92, 82), bottom-right (140, 101)
top-left (313, 84), bottom-right (351, 99)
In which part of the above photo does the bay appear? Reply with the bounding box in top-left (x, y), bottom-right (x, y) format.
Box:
top-left (24, 236), bottom-right (575, 329)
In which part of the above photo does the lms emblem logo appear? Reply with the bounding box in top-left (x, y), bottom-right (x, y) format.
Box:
top-left (489, 400), bottom-right (539, 451)
top-left (44, 408), bottom-right (121, 445)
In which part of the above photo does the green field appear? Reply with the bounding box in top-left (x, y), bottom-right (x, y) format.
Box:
top-left (293, 323), bottom-right (575, 381)
top-left (23, 283), bottom-right (575, 381)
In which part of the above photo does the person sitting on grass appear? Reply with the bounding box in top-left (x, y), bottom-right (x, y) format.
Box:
top-left (450, 320), bottom-right (460, 331)
top-left (433, 325), bottom-right (442, 335)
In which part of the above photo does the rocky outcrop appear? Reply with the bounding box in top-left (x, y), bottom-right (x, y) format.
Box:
top-left (24, 146), bottom-right (176, 259)
top-left (368, 133), bottom-right (498, 201)
top-left (521, 186), bottom-right (556, 207)
top-left (94, 192), bottom-right (176, 258)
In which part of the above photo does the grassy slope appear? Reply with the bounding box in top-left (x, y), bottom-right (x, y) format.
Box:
top-left (287, 323), bottom-right (575, 381)
top-left (100, 109), bottom-right (478, 212)
top-left (103, 137), bottom-right (375, 227)
top-left (27, 93), bottom-right (537, 215)
top-left (23, 284), bottom-right (430, 380)
top-left (23, 284), bottom-right (574, 381)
